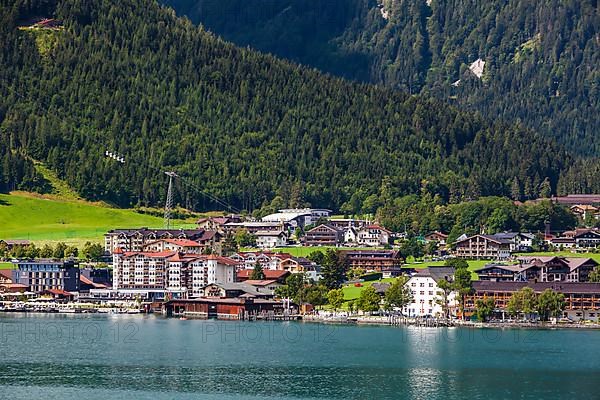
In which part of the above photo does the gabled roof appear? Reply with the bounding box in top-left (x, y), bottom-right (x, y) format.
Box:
top-left (237, 269), bottom-right (289, 280)
top-left (196, 216), bottom-right (231, 225)
top-left (574, 229), bottom-right (600, 239)
top-left (564, 257), bottom-right (598, 271)
top-left (0, 270), bottom-right (14, 281)
top-left (306, 223), bottom-right (341, 233)
top-left (571, 204), bottom-right (598, 211)
top-left (244, 279), bottom-right (279, 286)
top-left (474, 264), bottom-right (525, 274)
top-left (425, 231), bottom-right (448, 239)
top-left (198, 230), bottom-right (220, 242)
top-left (371, 282), bottom-right (391, 294)
top-left (412, 267), bottom-right (455, 283)
top-left (455, 234), bottom-right (512, 245)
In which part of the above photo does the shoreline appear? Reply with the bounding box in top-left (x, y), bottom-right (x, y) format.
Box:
top-left (301, 314), bottom-right (600, 330)
top-left (3, 309), bottom-right (600, 330)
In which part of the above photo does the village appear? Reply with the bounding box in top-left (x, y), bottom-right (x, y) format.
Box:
top-left (1, 196), bottom-right (600, 325)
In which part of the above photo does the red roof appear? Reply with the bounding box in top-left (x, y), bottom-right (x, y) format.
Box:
top-left (80, 275), bottom-right (107, 289)
top-left (206, 255), bottom-right (239, 265)
top-left (0, 270), bottom-right (14, 281)
top-left (237, 269), bottom-right (289, 280)
top-left (199, 230), bottom-right (219, 242)
top-left (163, 239), bottom-right (201, 246)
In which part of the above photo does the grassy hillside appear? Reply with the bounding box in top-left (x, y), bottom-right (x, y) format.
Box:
top-left (0, 192), bottom-right (193, 247)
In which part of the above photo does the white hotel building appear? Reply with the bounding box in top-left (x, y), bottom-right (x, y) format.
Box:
top-left (403, 267), bottom-right (457, 317)
top-left (110, 249), bottom-right (238, 299)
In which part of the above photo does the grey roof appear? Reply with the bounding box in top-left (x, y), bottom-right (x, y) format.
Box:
top-left (475, 263), bottom-right (528, 273)
top-left (414, 267), bottom-right (455, 283)
top-left (371, 283), bottom-right (391, 294)
top-left (480, 234), bottom-right (514, 244)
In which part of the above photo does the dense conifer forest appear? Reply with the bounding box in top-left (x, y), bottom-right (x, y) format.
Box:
top-left (164, 0), bottom-right (600, 156)
top-left (0, 0), bottom-right (594, 213)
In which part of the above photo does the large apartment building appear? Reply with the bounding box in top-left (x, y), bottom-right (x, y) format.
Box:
top-left (466, 281), bottom-right (600, 322)
top-left (304, 224), bottom-right (343, 246)
top-left (12, 259), bottom-right (80, 293)
top-left (341, 250), bottom-right (403, 272)
top-left (453, 234), bottom-right (512, 259)
top-left (111, 250), bottom-right (238, 299)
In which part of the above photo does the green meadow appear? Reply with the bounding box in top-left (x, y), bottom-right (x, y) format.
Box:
top-left (0, 192), bottom-right (193, 247)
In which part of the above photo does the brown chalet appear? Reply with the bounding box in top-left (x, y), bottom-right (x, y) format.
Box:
top-left (425, 231), bottom-right (448, 245)
top-left (453, 234), bottom-right (512, 259)
top-left (466, 281), bottom-right (600, 322)
top-left (304, 224), bottom-right (343, 246)
top-left (340, 250), bottom-right (403, 273)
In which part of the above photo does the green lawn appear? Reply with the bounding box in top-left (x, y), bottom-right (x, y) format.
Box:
top-left (0, 192), bottom-right (193, 247)
top-left (342, 277), bottom-right (397, 301)
top-left (341, 260), bottom-right (490, 302)
top-left (0, 262), bottom-right (14, 270)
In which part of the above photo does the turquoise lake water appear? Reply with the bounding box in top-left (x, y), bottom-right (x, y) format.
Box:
top-left (0, 314), bottom-right (599, 399)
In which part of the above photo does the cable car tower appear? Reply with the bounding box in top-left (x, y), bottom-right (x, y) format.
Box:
top-left (164, 171), bottom-right (177, 229)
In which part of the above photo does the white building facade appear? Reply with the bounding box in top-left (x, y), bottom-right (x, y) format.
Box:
top-left (403, 268), bottom-right (457, 318)
top-left (113, 250), bottom-right (238, 298)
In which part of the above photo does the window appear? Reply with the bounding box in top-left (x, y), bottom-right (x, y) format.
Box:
top-left (429, 291), bottom-right (433, 296)
top-left (420, 291), bottom-right (425, 295)
top-left (411, 283), bottom-right (416, 287)
top-left (420, 283), bottom-right (425, 287)
top-left (429, 283), bottom-right (434, 287)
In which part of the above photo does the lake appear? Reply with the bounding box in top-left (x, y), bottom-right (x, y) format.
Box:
top-left (0, 313), bottom-right (599, 399)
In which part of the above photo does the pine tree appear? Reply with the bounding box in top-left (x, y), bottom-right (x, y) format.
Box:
top-left (250, 261), bottom-right (265, 280)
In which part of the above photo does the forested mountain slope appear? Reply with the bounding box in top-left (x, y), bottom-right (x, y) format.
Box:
top-left (0, 0), bottom-right (577, 212)
top-left (164, 0), bottom-right (600, 156)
